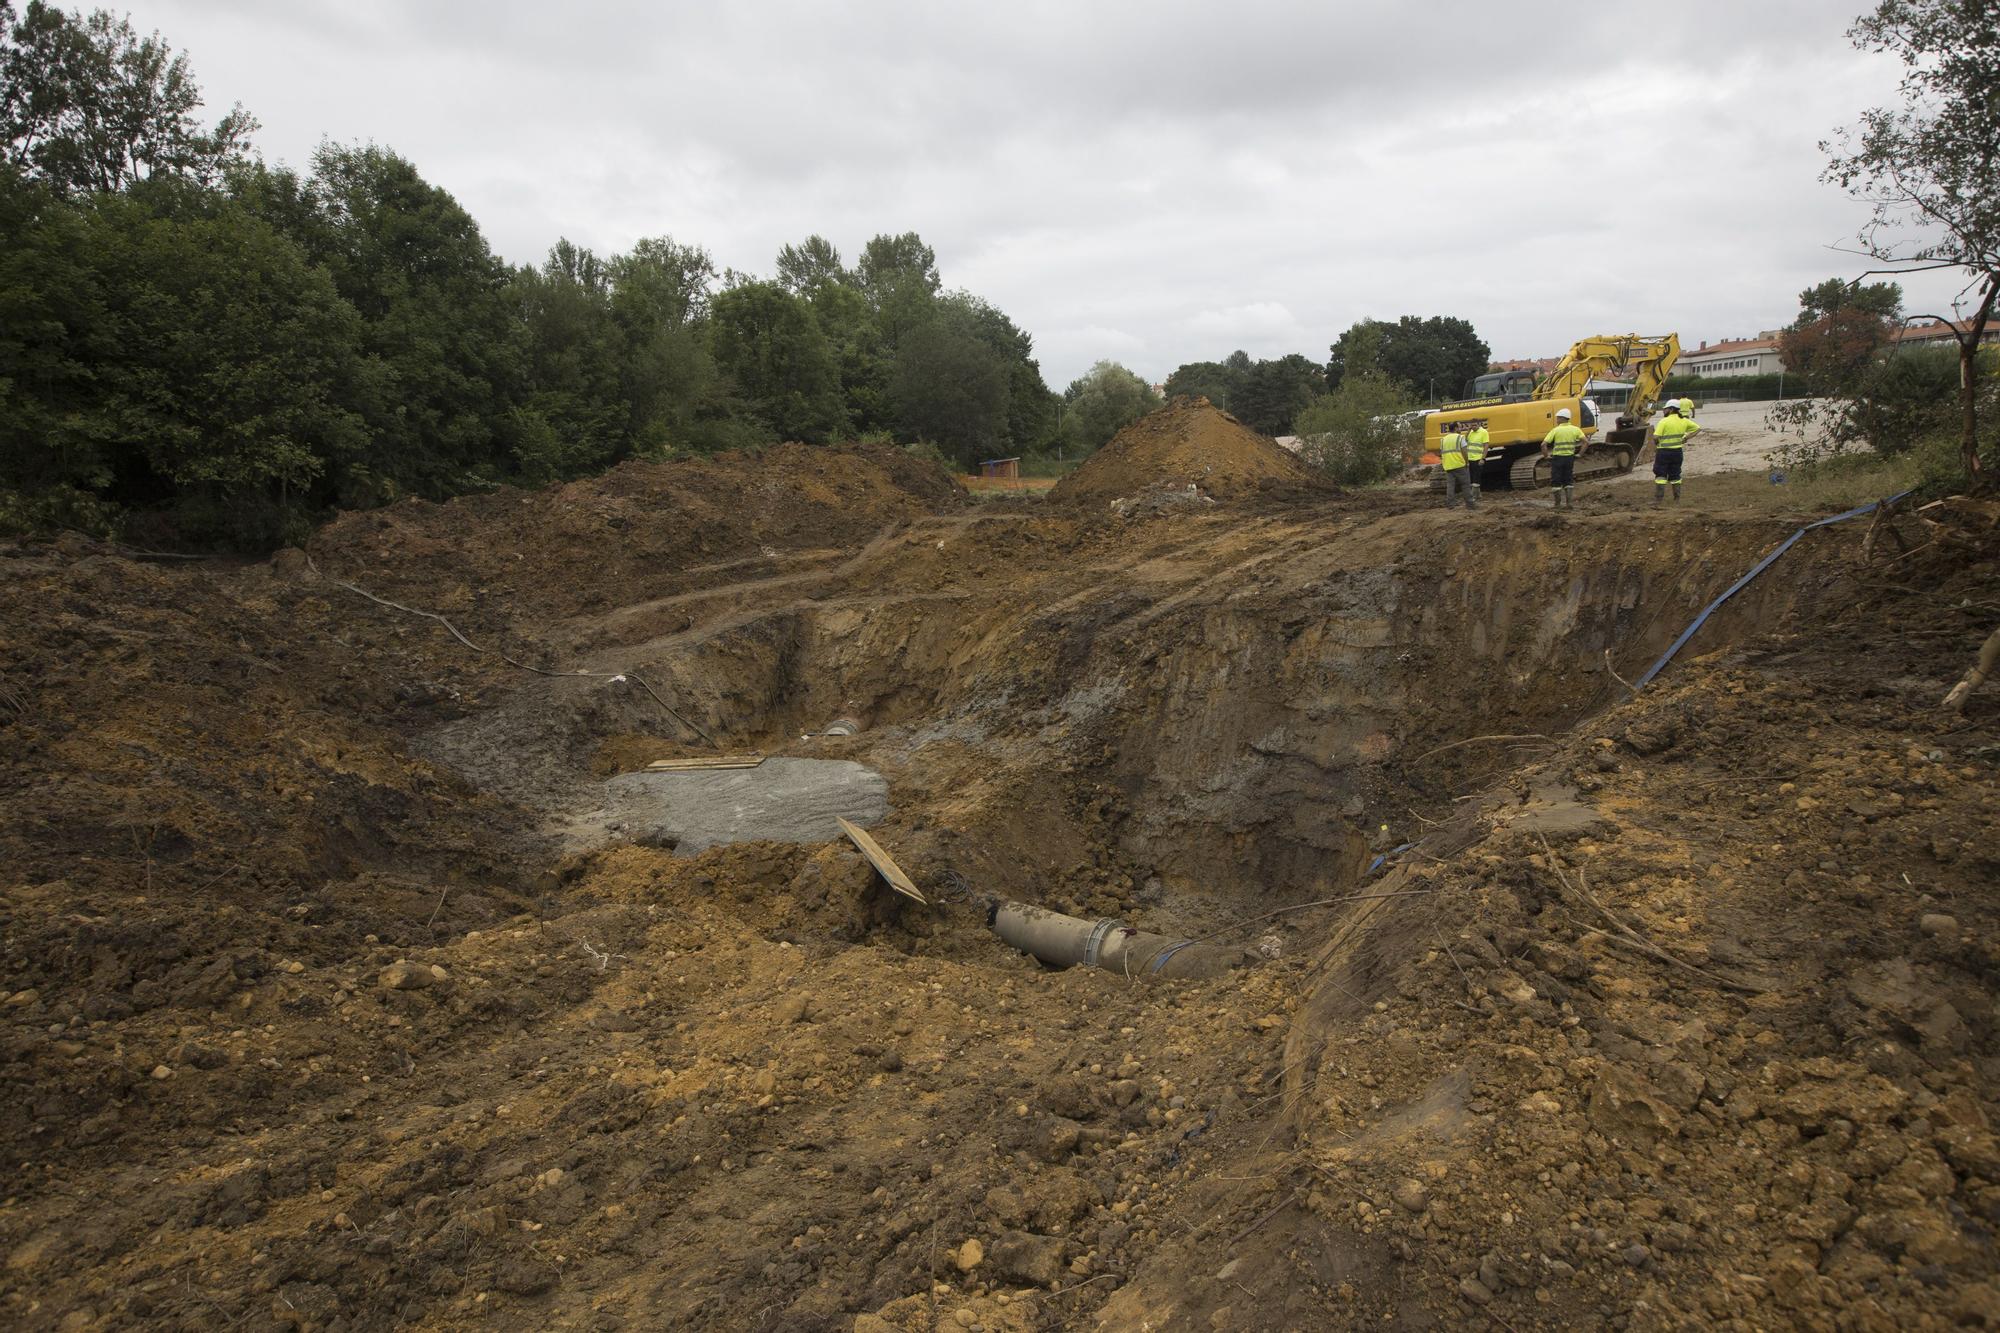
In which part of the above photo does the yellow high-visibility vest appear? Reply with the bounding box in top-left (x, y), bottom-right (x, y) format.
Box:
top-left (1656, 416), bottom-right (1699, 450)
top-left (1440, 432), bottom-right (1468, 471)
top-left (1544, 424), bottom-right (1586, 457)
top-left (1466, 427), bottom-right (1490, 462)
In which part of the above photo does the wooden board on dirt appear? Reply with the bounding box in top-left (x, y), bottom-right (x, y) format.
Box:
top-left (644, 755), bottom-right (765, 772)
top-left (835, 816), bottom-right (928, 905)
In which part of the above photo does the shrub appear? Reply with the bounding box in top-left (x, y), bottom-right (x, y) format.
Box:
top-left (1771, 346), bottom-right (1997, 485)
top-left (1292, 371), bottom-right (1420, 486)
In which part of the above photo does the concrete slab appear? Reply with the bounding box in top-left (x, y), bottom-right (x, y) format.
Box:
top-left (599, 757), bottom-right (889, 854)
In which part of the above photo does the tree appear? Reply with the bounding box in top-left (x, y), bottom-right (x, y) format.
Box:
top-left (1796, 276), bottom-right (1903, 323)
top-left (1825, 0), bottom-right (2000, 484)
top-left (1328, 316), bottom-right (1488, 401)
top-left (1780, 278), bottom-right (1903, 394)
top-left (1231, 353), bottom-right (1324, 436)
top-left (253, 144), bottom-right (523, 503)
top-left (1292, 369), bottom-right (1419, 486)
top-left (608, 235), bottom-right (722, 453)
top-left (0, 1), bottom-right (254, 195)
top-left (1163, 359), bottom-right (1238, 408)
top-left (1324, 322), bottom-right (1383, 390)
top-left (775, 234), bottom-right (846, 297)
top-left (855, 230), bottom-right (940, 351)
top-left (802, 278), bottom-right (889, 436)
top-left (890, 294), bottom-right (1011, 467)
top-left (856, 231), bottom-right (939, 302)
top-left (1062, 361), bottom-right (1157, 455)
top-left (949, 292), bottom-right (1057, 456)
top-left (0, 173), bottom-right (366, 543)
top-left (508, 239), bottom-right (625, 481)
top-left (708, 279), bottom-right (845, 443)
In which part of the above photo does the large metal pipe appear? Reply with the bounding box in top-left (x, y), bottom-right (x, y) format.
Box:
top-left (987, 900), bottom-right (1250, 980)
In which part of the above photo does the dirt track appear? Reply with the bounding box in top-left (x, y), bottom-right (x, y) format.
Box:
top-left (3, 415), bottom-right (1998, 1331)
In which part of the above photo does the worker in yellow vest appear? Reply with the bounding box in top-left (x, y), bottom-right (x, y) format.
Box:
top-left (1438, 421), bottom-right (1475, 509)
top-left (1679, 395), bottom-right (1695, 420)
top-left (1648, 401), bottom-right (1700, 505)
top-left (1465, 420), bottom-right (1491, 502)
top-left (1541, 408), bottom-right (1586, 508)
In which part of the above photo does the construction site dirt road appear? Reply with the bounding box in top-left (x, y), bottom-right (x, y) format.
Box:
top-left (3, 402), bottom-right (1997, 1331)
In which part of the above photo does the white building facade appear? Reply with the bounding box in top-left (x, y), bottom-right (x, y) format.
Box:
top-left (1678, 334), bottom-right (1784, 378)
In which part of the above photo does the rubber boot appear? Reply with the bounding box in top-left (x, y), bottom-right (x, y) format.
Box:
top-left (1673, 484), bottom-right (1682, 504)
top-left (1652, 486), bottom-right (1663, 507)
top-left (1565, 486), bottom-right (1576, 506)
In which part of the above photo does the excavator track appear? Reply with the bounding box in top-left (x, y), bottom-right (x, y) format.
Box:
top-left (1508, 444), bottom-right (1635, 491)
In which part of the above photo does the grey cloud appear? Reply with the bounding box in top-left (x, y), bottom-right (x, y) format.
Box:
top-left (123, 0), bottom-right (1981, 386)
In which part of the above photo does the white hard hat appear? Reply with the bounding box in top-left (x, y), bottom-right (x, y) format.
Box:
top-left (1555, 408), bottom-right (1572, 420)
top-left (1663, 401), bottom-right (1680, 411)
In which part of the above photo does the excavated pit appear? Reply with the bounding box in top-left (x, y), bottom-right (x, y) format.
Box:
top-left (418, 506), bottom-right (1816, 946)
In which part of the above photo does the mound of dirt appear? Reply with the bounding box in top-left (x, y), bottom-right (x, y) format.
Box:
top-left (310, 440), bottom-right (966, 625)
top-left (1054, 397), bottom-right (1329, 506)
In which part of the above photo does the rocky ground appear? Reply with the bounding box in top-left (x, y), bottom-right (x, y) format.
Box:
top-left (1, 416), bottom-right (1995, 1330)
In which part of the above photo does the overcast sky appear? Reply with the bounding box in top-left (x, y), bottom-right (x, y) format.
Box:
top-left (122, 0), bottom-right (1976, 389)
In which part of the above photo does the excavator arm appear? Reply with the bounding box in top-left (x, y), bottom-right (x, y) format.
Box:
top-left (1621, 334), bottom-right (1680, 419)
top-left (1534, 334), bottom-right (1681, 419)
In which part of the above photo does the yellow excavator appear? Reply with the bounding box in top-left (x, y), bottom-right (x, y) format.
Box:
top-left (1422, 333), bottom-right (1680, 490)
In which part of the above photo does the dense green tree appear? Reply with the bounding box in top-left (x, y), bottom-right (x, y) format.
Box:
top-left (1795, 276), bottom-right (1904, 324)
top-left (1325, 322), bottom-right (1384, 389)
top-left (951, 293), bottom-right (1058, 456)
top-left (608, 235), bottom-right (722, 453)
top-left (775, 234), bottom-right (846, 297)
top-left (1162, 350), bottom-right (1321, 434)
top-left (1328, 316), bottom-right (1487, 401)
top-left (1062, 360), bottom-right (1157, 455)
top-left (508, 239), bottom-right (625, 481)
top-left (708, 279), bottom-right (845, 443)
top-left (0, 172), bottom-right (365, 541)
top-left (0, 7), bottom-right (1071, 539)
top-left (890, 293), bottom-right (1011, 466)
top-left (856, 230), bottom-right (940, 351)
top-left (803, 278), bottom-right (890, 437)
top-left (258, 143), bottom-right (521, 503)
top-left (1163, 358), bottom-right (1238, 407)
top-left (1231, 353), bottom-right (1324, 435)
top-left (0, 1), bottom-right (254, 195)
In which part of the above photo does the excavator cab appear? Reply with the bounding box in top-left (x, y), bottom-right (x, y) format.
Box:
top-left (1463, 369), bottom-right (1537, 403)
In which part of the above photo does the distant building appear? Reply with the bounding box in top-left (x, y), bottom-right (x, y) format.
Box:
top-left (1891, 317), bottom-right (2000, 351)
top-left (1679, 334), bottom-right (1783, 378)
top-left (1488, 356), bottom-right (1560, 377)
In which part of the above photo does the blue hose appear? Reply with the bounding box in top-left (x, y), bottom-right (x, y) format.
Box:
top-left (1367, 841), bottom-right (1416, 875)
top-left (1632, 491), bottom-right (1911, 689)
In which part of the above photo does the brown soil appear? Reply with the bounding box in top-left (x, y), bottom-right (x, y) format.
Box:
top-left (1052, 398), bottom-right (1328, 507)
top-left (2, 450), bottom-right (1997, 1332)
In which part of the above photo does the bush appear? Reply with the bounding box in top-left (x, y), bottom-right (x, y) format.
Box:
top-left (1291, 371), bottom-right (1420, 485)
top-left (901, 439), bottom-right (954, 471)
top-left (1770, 346), bottom-right (1997, 486)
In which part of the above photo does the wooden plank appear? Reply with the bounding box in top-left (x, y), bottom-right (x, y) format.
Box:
top-left (836, 817), bottom-right (928, 905)
top-left (644, 755), bottom-right (765, 772)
